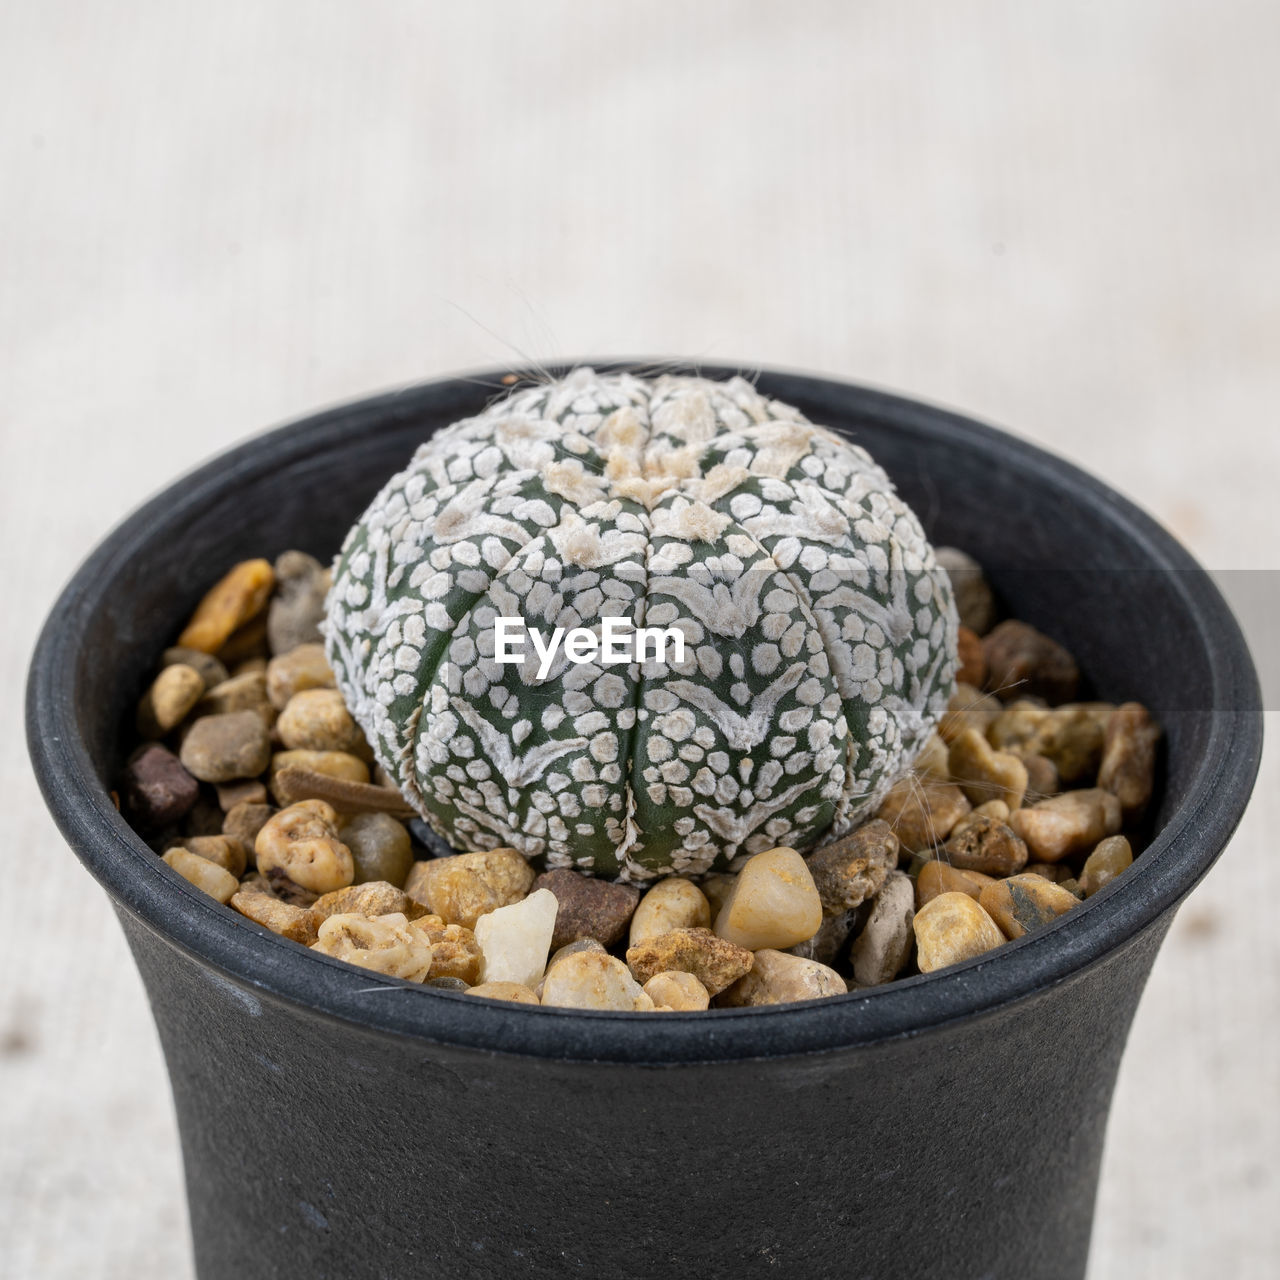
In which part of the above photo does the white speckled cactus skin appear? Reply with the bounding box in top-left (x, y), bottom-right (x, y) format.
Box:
top-left (325, 369), bottom-right (957, 880)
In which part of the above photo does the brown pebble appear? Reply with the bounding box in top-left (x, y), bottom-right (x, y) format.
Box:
top-left (267, 750), bottom-right (370, 804)
top-left (255, 800), bottom-right (355, 894)
top-left (642, 970), bottom-right (711, 1011)
top-left (876, 778), bottom-right (972, 854)
top-left (122, 743), bottom-right (199, 830)
top-left (177, 834), bottom-right (248, 878)
top-left (312, 880), bottom-right (411, 919)
top-left (466, 981), bottom-right (540, 1005)
top-left (137, 664), bottom-right (205, 737)
top-left (532, 868), bottom-right (641, 950)
top-left (979, 873), bottom-right (1079, 940)
top-left (625, 927), bottom-right (754, 996)
top-left (177, 559), bottom-right (275, 654)
top-left (935, 547), bottom-right (997, 635)
top-left (215, 778), bottom-right (268, 811)
top-left (339, 812), bottom-right (415, 887)
top-left (986, 700), bottom-right (1050, 751)
top-left (223, 801), bottom-right (275, 851)
top-left (1024, 862), bottom-right (1073, 883)
top-left (268, 551), bottom-right (330, 655)
top-left (805, 820), bottom-right (900, 915)
top-left (161, 647), bottom-right (229, 689)
top-left (1008, 788), bottom-right (1122, 863)
top-left (939, 683), bottom-right (1000, 745)
top-left (196, 672), bottom-right (274, 721)
top-left (410, 918), bottom-right (484, 985)
top-left (942, 815), bottom-right (1029, 876)
top-left (850, 871), bottom-right (916, 986)
top-left (956, 626), bottom-right (986, 687)
top-left (179, 711), bottom-right (272, 783)
top-left (1098, 703), bottom-right (1160, 820)
top-left (915, 860), bottom-right (997, 909)
top-left (716, 949), bottom-right (844, 1007)
top-left (947, 728), bottom-right (1028, 810)
top-left (265, 642), bottom-right (335, 709)
top-left (983, 620), bottom-right (1079, 705)
top-left (913, 892), bottom-right (1005, 973)
top-left (230, 890), bottom-right (320, 945)
top-left (1027, 705), bottom-right (1108, 785)
top-left (216, 613), bottom-right (270, 667)
top-left (1013, 751), bottom-right (1061, 801)
top-left (403, 848), bottom-right (534, 930)
top-left (277, 689), bottom-right (366, 755)
top-left (1080, 835), bottom-right (1134, 897)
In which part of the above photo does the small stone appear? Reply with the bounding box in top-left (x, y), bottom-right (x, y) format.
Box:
top-left (262, 869), bottom-right (319, 907)
top-left (214, 779), bottom-right (266, 811)
top-left (876, 778), bottom-right (972, 854)
top-left (911, 732), bottom-right (951, 781)
top-left (137, 664), bottom-right (205, 736)
top-left (1026, 704), bottom-right (1108, 785)
top-left (979, 874), bottom-right (1079, 940)
top-left (786, 910), bottom-right (860, 966)
top-left (162, 848), bottom-right (239, 903)
top-left (473, 888), bottom-right (558, 988)
top-left (626, 927), bottom-right (754, 995)
top-left (179, 711), bottom-right (271, 783)
top-left (180, 791), bottom-right (226, 837)
top-left (223, 801), bottom-right (275, 851)
top-left (466, 981), bottom-right (540, 1004)
top-left (546, 938), bottom-right (607, 971)
top-left (642, 970), bottom-right (710, 1011)
top-left (411, 918), bottom-right (484, 985)
top-left (913, 892), bottom-right (1005, 973)
top-left (982, 620), bottom-right (1079, 705)
top-left (950, 799), bottom-right (1011, 836)
top-left (255, 799), bottom-right (355, 893)
top-left (1098, 703), bottom-right (1160, 820)
top-left (1024, 862), bottom-right (1073, 883)
top-left (277, 688), bottom-right (366, 755)
top-left (1013, 751), bottom-right (1061, 801)
top-left (948, 727), bottom-right (1028, 810)
top-left (805, 820), bottom-right (899, 915)
top-left (267, 551), bottom-right (329, 655)
top-left (268, 749), bottom-right (369, 803)
top-left (176, 834), bottom-right (248, 878)
top-left (987, 701), bottom-right (1051, 754)
top-left (696, 873), bottom-right (737, 918)
top-left (531, 868), bottom-right (641, 950)
top-left (403, 848), bottom-right (535, 929)
top-left (1059, 878), bottom-right (1085, 899)
top-left (1009, 789), bottom-right (1122, 863)
top-left (541, 951), bottom-right (655, 1011)
top-left (196, 672), bottom-right (273, 720)
top-left (628, 877), bottom-right (710, 947)
top-left (230, 891), bottom-right (320, 944)
top-left (717, 949), bottom-right (844, 1007)
top-left (177, 559), bottom-right (275, 654)
top-left (339, 812), bottom-right (414, 887)
top-left (426, 976), bottom-right (471, 991)
top-left (265, 642), bottom-right (335, 709)
top-left (713, 847), bottom-right (823, 950)
top-left (122, 743), bottom-right (199, 830)
top-left (312, 880), bottom-right (411, 919)
top-left (1079, 835), bottom-right (1134, 897)
top-left (939, 683), bottom-right (1000, 745)
top-left (162, 647), bottom-right (228, 689)
top-left (851, 871), bottom-right (916, 986)
top-left (934, 546), bottom-right (996, 635)
top-left (915, 860), bottom-right (997, 909)
top-left (956, 626), bottom-right (986, 687)
top-left (942, 814), bottom-right (1029, 876)
top-left (216, 614), bottom-right (270, 667)
top-left (311, 912), bottom-right (433, 981)
top-left (230, 657), bottom-right (268, 677)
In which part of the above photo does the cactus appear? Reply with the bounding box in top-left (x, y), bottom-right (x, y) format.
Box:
top-left (325, 369), bottom-right (956, 880)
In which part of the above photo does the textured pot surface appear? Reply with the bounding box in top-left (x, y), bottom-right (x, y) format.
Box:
top-left (28, 364), bottom-right (1263, 1279)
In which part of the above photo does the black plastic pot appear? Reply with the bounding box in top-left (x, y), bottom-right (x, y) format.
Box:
top-left (28, 364), bottom-right (1262, 1280)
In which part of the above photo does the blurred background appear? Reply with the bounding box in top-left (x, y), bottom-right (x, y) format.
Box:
top-left (2, 2), bottom-right (1276, 1276)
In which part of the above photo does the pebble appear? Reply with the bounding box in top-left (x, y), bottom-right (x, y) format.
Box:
top-left (162, 847), bottom-right (239, 903)
top-left (942, 815), bottom-right (1029, 876)
top-left (950, 799), bottom-right (1011, 835)
top-left (196, 672), bottom-right (273, 721)
top-left (626, 927), bottom-right (754, 995)
top-left (986, 699), bottom-right (1051, 751)
top-left (979, 873), bottom-right (1080, 940)
top-left (1024, 862), bottom-right (1073, 883)
top-left (265, 642), bottom-right (335, 709)
top-left (717, 949), bottom-right (844, 1006)
top-left (122, 743), bottom-right (199, 829)
top-left (1098, 703), bottom-right (1160, 820)
top-left (850, 871), bottom-right (916, 986)
top-left (541, 952), bottom-right (656, 1011)
top-left (137, 664), bottom-right (205, 736)
top-left (696, 872), bottom-right (737, 918)
top-left (935, 546), bottom-right (997, 634)
top-left (1026, 705), bottom-right (1108, 785)
top-left (466, 981), bottom-right (541, 1004)
top-left (642, 970), bottom-right (711, 1011)
top-left (277, 688), bottom-right (366, 755)
top-left (805, 820), bottom-right (899, 915)
top-left (1013, 751), bottom-right (1061, 801)
top-left (915, 859), bottom-right (996, 909)
top-left (982, 620), bottom-right (1079, 705)
top-left (531, 868), bottom-right (641, 950)
top-left (161, 647), bottom-right (228, 689)
top-left (179, 710), bottom-right (271, 783)
top-left (473, 888), bottom-right (558, 988)
top-left (545, 938), bottom-right (606, 971)
top-left (628, 877), bottom-right (710, 946)
top-left (956, 625), bottom-right (987, 687)
top-left (426, 976), bottom-right (471, 991)
top-left (948, 727), bottom-right (1028, 810)
top-left (255, 800), bottom-right (355, 893)
top-left (403, 848), bottom-right (535, 930)
top-left (216, 614), bottom-right (270, 667)
top-left (268, 749), bottom-right (369, 804)
top-left (230, 891), bottom-right (320, 945)
top-left (876, 778), bottom-right (972, 854)
top-left (939, 683), bottom-right (1001, 745)
top-left (267, 551), bottom-right (329, 655)
top-left (339, 812), bottom-right (414, 887)
top-left (311, 912), bottom-right (433, 982)
top-left (175, 834), bottom-right (247, 878)
top-left (786, 909), bottom-right (860, 966)
top-left (1079, 835), bottom-right (1134, 897)
top-left (1008, 788), bottom-right (1122, 863)
top-left (713, 847), bottom-right (823, 951)
top-left (412, 918), bottom-right (485, 985)
top-left (177, 559), bottom-right (275, 654)
top-left (911, 732), bottom-right (951, 781)
top-left (311, 880), bottom-right (411, 919)
top-left (912, 892), bottom-right (1006, 973)
top-left (222, 801), bottom-right (275, 851)
top-left (215, 778), bottom-right (268, 811)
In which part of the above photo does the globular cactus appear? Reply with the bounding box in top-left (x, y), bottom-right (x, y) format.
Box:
top-left (326, 368), bottom-right (956, 880)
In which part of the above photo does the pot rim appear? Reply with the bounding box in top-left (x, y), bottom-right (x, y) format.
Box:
top-left (26, 360), bottom-right (1264, 1064)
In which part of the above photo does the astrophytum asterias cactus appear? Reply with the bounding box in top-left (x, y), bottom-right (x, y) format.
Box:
top-left (325, 368), bottom-right (957, 880)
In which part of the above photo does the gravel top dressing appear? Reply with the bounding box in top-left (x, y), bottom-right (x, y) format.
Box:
top-left (118, 370), bottom-right (1159, 1012)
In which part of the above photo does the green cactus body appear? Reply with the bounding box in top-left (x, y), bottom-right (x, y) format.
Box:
top-left (325, 369), bottom-right (956, 880)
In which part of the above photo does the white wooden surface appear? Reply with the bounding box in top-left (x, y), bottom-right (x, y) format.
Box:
top-left (2, 3), bottom-right (1276, 1276)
